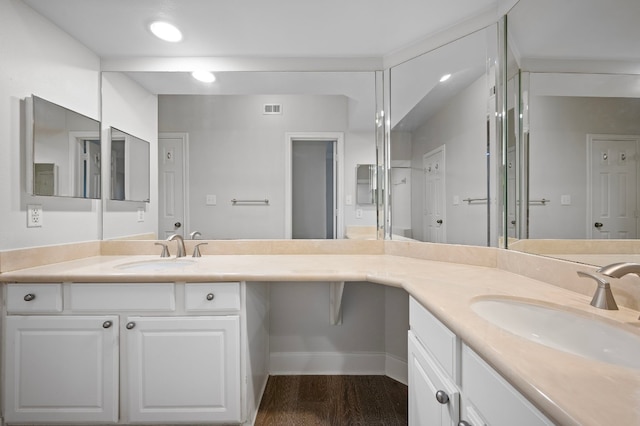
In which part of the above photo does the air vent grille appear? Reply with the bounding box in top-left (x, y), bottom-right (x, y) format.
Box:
top-left (263, 104), bottom-right (282, 115)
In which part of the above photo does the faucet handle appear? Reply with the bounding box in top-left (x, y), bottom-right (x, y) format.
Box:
top-left (154, 242), bottom-right (170, 258)
top-left (577, 271), bottom-right (619, 310)
top-left (192, 242), bottom-right (208, 258)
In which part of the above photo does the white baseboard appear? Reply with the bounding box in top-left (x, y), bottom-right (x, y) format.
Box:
top-left (385, 353), bottom-right (408, 385)
top-left (270, 351), bottom-right (387, 375)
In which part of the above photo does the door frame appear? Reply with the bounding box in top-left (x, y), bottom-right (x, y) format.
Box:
top-left (586, 133), bottom-right (640, 238)
top-left (422, 145), bottom-right (446, 243)
top-left (158, 132), bottom-right (190, 237)
top-left (285, 132), bottom-right (344, 239)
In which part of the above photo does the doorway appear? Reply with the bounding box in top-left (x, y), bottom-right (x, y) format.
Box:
top-left (587, 134), bottom-right (640, 238)
top-left (285, 132), bottom-right (344, 239)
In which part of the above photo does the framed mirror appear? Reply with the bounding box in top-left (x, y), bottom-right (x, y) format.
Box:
top-left (388, 25), bottom-right (498, 244)
top-left (27, 95), bottom-right (101, 198)
top-left (505, 0), bottom-right (640, 265)
top-left (109, 127), bottom-right (150, 202)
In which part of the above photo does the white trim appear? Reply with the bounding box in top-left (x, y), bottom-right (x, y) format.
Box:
top-left (158, 132), bottom-right (190, 236)
top-left (285, 132), bottom-right (345, 239)
top-left (269, 351), bottom-right (386, 375)
top-left (385, 353), bottom-right (408, 386)
top-left (68, 131), bottom-right (101, 197)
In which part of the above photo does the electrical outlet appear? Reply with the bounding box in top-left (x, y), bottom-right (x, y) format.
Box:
top-left (27, 204), bottom-right (43, 228)
top-left (137, 208), bottom-right (145, 222)
top-left (356, 209), bottom-right (363, 219)
top-left (206, 195), bottom-right (217, 205)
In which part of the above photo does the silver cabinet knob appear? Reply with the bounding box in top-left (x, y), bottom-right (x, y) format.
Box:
top-left (435, 390), bottom-right (449, 404)
top-left (206, 293), bottom-right (215, 301)
top-left (458, 421), bottom-right (472, 426)
top-left (24, 293), bottom-right (36, 302)
top-left (436, 219), bottom-right (443, 224)
top-left (102, 321), bottom-right (113, 329)
top-left (126, 322), bottom-right (136, 330)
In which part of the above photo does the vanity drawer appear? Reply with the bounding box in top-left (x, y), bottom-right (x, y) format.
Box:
top-left (70, 283), bottom-right (175, 311)
top-left (6, 284), bottom-right (63, 313)
top-left (409, 296), bottom-right (459, 380)
top-left (185, 283), bottom-right (240, 312)
top-left (461, 344), bottom-right (553, 425)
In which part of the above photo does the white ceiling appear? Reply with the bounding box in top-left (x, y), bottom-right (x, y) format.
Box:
top-left (23, 0), bottom-right (498, 59)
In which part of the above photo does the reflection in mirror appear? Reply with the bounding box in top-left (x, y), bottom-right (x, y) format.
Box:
top-left (389, 25), bottom-right (497, 245)
top-left (356, 164), bottom-right (376, 205)
top-left (117, 71), bottom-right (377, 240)
top-left (28, 96), bottom-right (101, 198)
top-left (505, 0), bottom-right (640, 265)
top-left (109, 127), bottom-right (150, 202)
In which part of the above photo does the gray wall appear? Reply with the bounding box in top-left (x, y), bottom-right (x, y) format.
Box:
top-left (529, 95), bottom-right (640, 238)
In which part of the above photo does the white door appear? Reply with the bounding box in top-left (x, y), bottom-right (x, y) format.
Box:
top-left (408, 332), bottom-right (459, 426)
top-left (589, 135), bottom-right (639, 238)
top-left (4, 316), bottom-right (119, 424)
top-left (84, 139), bottom-right (101, 198)
top-left (158, 134), bottom-right (187, 238)
top-left (126, 316), bottom-right (241, 423)
top-left (423, 147), bottom-right (446, 242)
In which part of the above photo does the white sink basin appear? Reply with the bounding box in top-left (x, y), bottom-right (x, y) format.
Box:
top-left (115, 258), bottom-right (196, 271)
top-left (472, 298), bottom-right (640, 370)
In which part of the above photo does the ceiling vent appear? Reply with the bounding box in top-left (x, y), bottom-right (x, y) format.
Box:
top-left (263, 104), bottom-right (282, 115)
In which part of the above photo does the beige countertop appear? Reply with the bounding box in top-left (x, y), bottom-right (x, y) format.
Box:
top-left (2, 248), bottom-right (640, 426)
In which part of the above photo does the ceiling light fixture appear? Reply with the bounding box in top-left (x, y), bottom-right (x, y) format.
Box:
top-left (149, 21), bottom-right (183, 42)
top-left (439, 74), bottom-right (451, 82)
top-left (192, 70), bottom-right (216, 83)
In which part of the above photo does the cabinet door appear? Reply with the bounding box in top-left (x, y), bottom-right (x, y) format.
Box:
top-left (4, 315), bottom-right (119, 424)
top-left (408, 331), bottom-right (460, 426)
top-left (125, 316), bottom-right (241, 423)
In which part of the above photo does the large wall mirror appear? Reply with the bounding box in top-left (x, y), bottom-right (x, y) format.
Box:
top-left (109, 127), bottom-right (150, 202)
top-left (505, 0), bottom-right (640, 265)
top-left (389, 25), bottom-right (498, 245)
top-left (103, 71), bottom-right (378, 240)
top-left (27, 96), bottom-right (101, 199)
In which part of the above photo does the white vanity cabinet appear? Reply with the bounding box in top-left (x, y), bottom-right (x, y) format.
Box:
top-left (125, 315), bottom-right (240, 423)
top-left (4, 315), bottom-right (119, 424)
top-left (409, 297), bottom-right (553, 426)
top-left (2, 282), bottom-right (251, 425)
top-left (408, 297), bottom-right (460, 426)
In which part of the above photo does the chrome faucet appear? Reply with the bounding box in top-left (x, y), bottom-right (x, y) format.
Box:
top-left (597, 262), bottom-right (640, 278)
top-left (167, 234), bottom-right (186, 257)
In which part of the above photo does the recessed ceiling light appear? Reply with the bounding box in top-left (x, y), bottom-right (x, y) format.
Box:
top-left (149, 21), bottom-right (182, 42)
top-left (192, 70), bottom-right (216, 83)
top-left (440, 73), bottom-right (452, 83)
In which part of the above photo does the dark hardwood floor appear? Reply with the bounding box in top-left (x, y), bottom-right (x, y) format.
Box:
top-left (254, 375), bottom-right (408, 426)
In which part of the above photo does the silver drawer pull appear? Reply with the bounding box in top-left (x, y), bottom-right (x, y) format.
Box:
top-left (24, 293), bottom-right (36, 302)
top-left (206, 293), bottom-right (215, 301)
top-left (126, 322), bottom-right (136, 330)
top-left (102, 321), bottom-right (113, 329)
top-left (435, 390), bottom-right (449, 404)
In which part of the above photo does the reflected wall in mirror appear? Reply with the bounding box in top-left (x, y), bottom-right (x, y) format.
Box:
top-left (28, 96), bottom-right (101, 198)
top-left (109, 127), bottom-right (151, 202)
top-left (356, 164), bottom-right (376, 205)
top-left (115, 71), bottom-right (377, 240)
top-left (389, 25), bottom-right (498, 245)
top-left (505, 0), bottom-right (640, 265)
